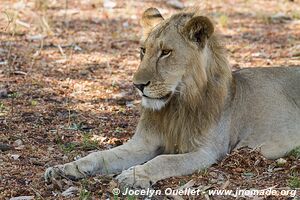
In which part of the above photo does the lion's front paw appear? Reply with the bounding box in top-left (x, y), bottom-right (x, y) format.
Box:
top-left (44, 165), bottom-right (63, 182)
top-left (116, 166), bottom-right (155, 189)
top-left (44, 162), bottom-right (87, 182)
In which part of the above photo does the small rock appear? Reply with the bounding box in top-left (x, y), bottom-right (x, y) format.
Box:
top-left (47, 146), bottom-right (55, 151)
top-left (0, 61), bottom-right (8, 65)
top-left (0, 88), bottom-right (8, 98)
top-left (26, 34), bottom-right (46, 41)
top-left (252, 52), bottom-right (268, 58)
top-left (276, 158), bottom-right (287, 166)
top-left (74, 45), bottom-right (82, 51)
top-left (271, 13), bottom-right (292, 22)
top-left (10, 196), bottom-right (34, 200)
top-left (167, 0), bottom-right (185, 9)
top-left (15, 145), bottom-right (25, 150)
top-left (11, 154), bottom-right (20, 160)
top-left (122, 21), bottom-right (129, 28)
top-left (103, 0), bottom-right (116, 9)
top-left (13, 139), bottom-right (23, 146)
top-left (131, 15), bottom-right (137, 20)
top-left (126, 101), bottom-right (135, 108)
top-left (74, 155), bottom-right (82, 160)
top-left (62, 186), bottom-right (79, 197)
top-left (79, 70), bottom-right (89, 76)
top-left (0, 143), bottom-right (12, 151)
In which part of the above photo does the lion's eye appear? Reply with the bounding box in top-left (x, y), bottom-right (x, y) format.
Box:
top-left (140, 47), bottom-right (146, 55)
top-left (160, 49), bottom-right (172, 58)
top-left (140, 47), bottom-right (146, 60)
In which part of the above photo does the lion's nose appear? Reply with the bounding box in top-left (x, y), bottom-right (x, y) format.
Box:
top-left (133, 81), bottom-right (150, 93)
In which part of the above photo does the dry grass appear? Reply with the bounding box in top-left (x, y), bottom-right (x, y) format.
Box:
top-left (0, 0), bottom-right (299, 199)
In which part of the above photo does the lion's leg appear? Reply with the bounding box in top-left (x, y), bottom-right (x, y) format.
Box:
top-left (116, 148), bottom-right (218, 188)
top-left (45, 134), bottom-right (162, 182)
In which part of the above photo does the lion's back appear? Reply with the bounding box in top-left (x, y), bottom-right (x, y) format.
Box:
top-left (231, 67), bottom-right (300, 159)
top-left (233, 67), bottom-right (300, 106)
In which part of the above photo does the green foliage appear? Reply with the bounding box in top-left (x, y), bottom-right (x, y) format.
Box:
top-left (113, 192), bottom-right (118, 200)
top-left (0, 102), bottom-right (7, 116)
top-left (30, 100), bottom-right (38, 106)
top-left (288, 146), bottom-right (300, 159)
top-left (127, 195), bottom-right (136, 200)
top-left (114, 127), bottom-right (123, 133)
top-left (197, 168), bottom-right (208, 176)
top-left (288, 175), bottom-right (300, 189)
top-left (179, 180), bottom-right (186, 187)
top-left (80, 179), bottom-right (92, 200)
top-left (59, 142), bottom-right (77, 153)
top-left (219, 14), bottom-right (229, 27)
top-left (79, 189), bottom-right (91, 200)
top-left (8, 92), bottom-right (20, 98)
top-left (58, 133), bottom-right (98, 154)
top-left (291, 11), bottom-right (300, 20)
top-left (82, 133), bottom-right (98, 151)
top-left (0, 102), bottom-right (5, 111)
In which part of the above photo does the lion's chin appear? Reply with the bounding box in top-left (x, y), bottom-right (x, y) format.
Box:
top-left (141, 97), bottom-right (168, 110)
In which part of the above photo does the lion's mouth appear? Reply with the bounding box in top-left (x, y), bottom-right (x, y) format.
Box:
top-left (142, 92), bottom-right (172, 100)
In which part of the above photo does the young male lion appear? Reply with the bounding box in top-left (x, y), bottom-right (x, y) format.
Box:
top-left (45, 8), bottom-right (300, 189)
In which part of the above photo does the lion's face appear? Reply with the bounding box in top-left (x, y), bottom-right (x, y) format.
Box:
top-left (133, 26), bottom-right (188, 110)
top-left (133, 8), bottom-right (214, 110)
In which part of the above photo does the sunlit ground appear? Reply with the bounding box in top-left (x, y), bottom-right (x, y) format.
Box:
top-left (0, 0), bottom-right (299, 199)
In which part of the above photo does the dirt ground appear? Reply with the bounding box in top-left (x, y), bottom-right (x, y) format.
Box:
top-left (0, 0), bottom-right (300, 199)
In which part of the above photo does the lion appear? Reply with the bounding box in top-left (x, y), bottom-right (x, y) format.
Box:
top-left (44, 8), bottom-right (300, 189)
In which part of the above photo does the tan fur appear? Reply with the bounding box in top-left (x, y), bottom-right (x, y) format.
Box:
top-left (135, 12), bottom-right (232, 153)
top-left (45, 8), bottom-right (300, 190)
top-left (142, 34), bottom-right (232, 153)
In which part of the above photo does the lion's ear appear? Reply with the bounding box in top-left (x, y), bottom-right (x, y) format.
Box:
top-left (183, 16), bottom-right (214, 47)
top-left (141, 8), bottom-right (164, 38)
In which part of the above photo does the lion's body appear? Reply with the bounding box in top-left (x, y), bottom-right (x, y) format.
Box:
top-left (231, 67), bottom-right (300, 158)
top-left (45, 9), bottom-right (300, 189)
top-left (141, 66), bottom-right (300, 160)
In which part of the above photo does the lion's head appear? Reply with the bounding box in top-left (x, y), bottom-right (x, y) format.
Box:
top-left (133, 8), bottom-right (233, 153)
top-left (133, 8), bottom-right (229, 111)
